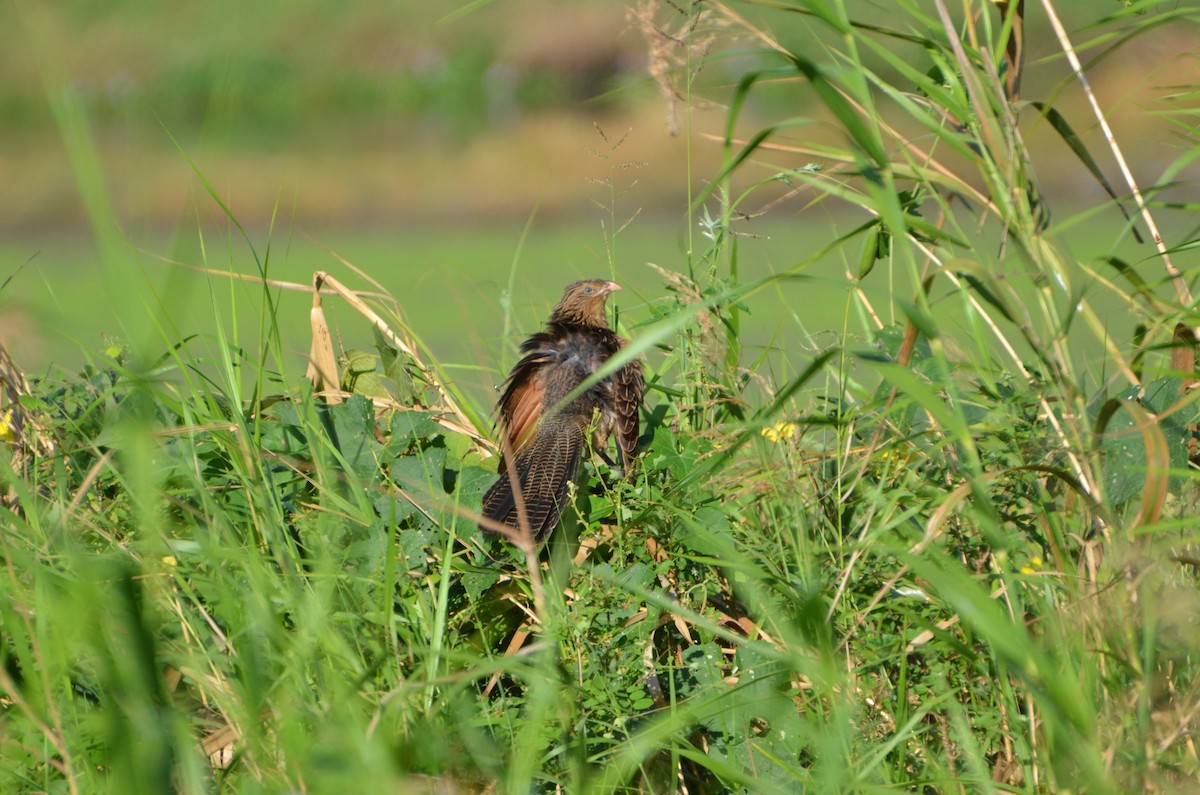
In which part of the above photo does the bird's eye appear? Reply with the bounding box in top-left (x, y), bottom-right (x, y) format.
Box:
top-left (583, 285), bottom-right (594, 294)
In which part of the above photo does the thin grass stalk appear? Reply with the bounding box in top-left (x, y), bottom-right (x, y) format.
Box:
top-left (1039, 0), bottom-right (1192, 308)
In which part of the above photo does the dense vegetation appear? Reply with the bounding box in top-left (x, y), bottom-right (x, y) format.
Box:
top-left (3, 1), bottom-right (1200, 792)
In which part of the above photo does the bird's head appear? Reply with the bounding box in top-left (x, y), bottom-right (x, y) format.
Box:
top-left (550, 279), bottom-right (622, 327)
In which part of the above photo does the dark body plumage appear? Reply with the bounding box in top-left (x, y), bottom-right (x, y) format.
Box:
top-left (480, 280), bottom-right (643, 542)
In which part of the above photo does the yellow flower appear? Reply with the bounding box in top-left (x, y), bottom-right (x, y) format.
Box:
top-left (760, 421), bottom-right (798, 443)
top-left (1019, 556), bottom-right (1044, 575)
top-left (0, 408), bottom-right (15, 443)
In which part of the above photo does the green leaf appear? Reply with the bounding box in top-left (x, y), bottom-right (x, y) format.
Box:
top-left (897, 301), bottom-right (940, 342)
top-left (786, 55), bottom-right (886, 168)
top-left (374, 327), bottom-right (425, 404)
top-left (679, 506), bottom-right (734, 557)
top-left (1028, 101), bottom-right (1141, 242)
top-left (384, 410), bottom-right (441, 457)
top-left (390, 446), bottom-right (448, 493)
top-left (454, 464), bottom-right (496, 511)
top-left (323, 394), bottom-right (381, 480)
top-left (858, 227), bottom-right (882, 278)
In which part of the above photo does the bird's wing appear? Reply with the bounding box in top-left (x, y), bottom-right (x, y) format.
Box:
top-left (501, 369), bottom-right (545, 456)
top-left (497, 343), bottom-right (554, 457)
top-left (612, 347), bottom-right (645, 470)
top-left (480, 409), bottom-right (589, 541)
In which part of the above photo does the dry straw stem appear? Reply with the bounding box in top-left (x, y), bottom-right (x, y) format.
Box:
top-left (475, 429), bottom-right (547, 697)
top-left (490, 432), bottom-right (547, 618)
top-left (151, 250), bottom-right (492, 452)
top-left (709, 3), bottom-right (1116, 503)
top-left (838, 461), bottom-right (1113, 654)
top-left (0, 340), bottom-right (53, 457)
top-left (1039, 0), bottom-right (1193, 310)
top-left (933, 0), bottom-right (1013, 169)
top-left (0, 338), bottom-right (56, 516)
top-left (300, 270), bottom-right (493, 454)
top-left (910, 238), bottom-right (1105, 502)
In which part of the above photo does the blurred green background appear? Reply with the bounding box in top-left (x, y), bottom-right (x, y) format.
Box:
top-left (2, 0), bottom-right (1195, 405)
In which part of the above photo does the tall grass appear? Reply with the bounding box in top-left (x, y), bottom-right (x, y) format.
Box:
top-left (3, 0), bottom-right (1200, 793)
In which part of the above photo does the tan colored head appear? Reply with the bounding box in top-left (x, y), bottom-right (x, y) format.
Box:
top-left (549, 279), bottom-right (621, 327)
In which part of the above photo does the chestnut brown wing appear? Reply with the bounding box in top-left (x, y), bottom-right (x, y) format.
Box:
top-left (610, 352), bottom-right (644, 471)
top-left (479, 410), bottom-right (590, 541)
top-left (496, 341), bottom-right (555, 458)
top-left (498, 366), bottom-right (545, 458)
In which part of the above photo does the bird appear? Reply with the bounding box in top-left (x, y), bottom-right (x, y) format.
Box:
top-left (479, 279), bottom-right (643, 543)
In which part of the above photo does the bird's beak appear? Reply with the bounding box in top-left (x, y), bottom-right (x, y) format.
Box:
top-left (604, 281), bottom-right (622, 294)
